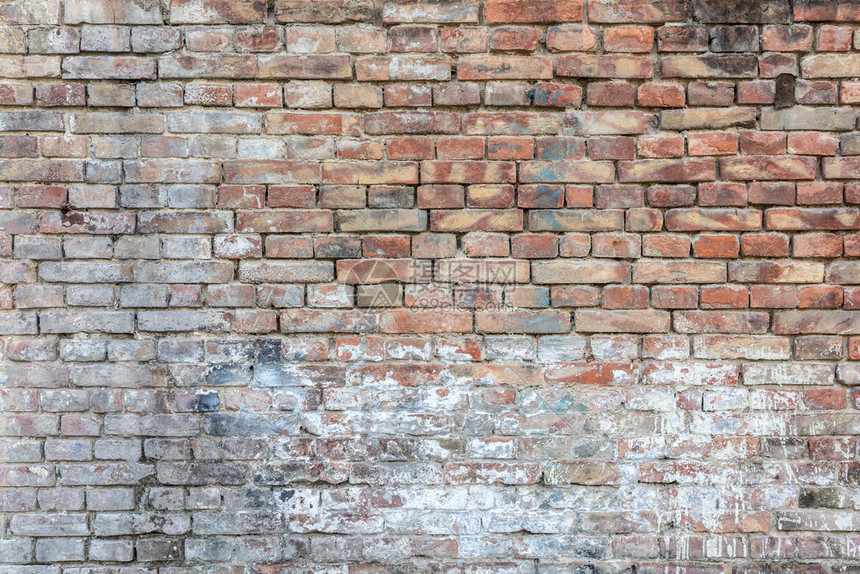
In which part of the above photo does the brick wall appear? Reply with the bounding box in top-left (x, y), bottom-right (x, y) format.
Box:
top-left (3, 0), bottom-right (860, 570)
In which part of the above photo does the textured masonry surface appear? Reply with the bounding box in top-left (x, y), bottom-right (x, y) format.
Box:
top-left (6, 0), bottom-right (860, 571)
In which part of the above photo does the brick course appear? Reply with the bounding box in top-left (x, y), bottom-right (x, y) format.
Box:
top-left (3, 0), bottom-right (860, 570)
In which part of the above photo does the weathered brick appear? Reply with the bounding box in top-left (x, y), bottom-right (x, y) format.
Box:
top-left (486, 0), bottom-right (581, 23)
top-left (660, 55), bottom-right (758, 78)
top-left (277, 0), bottom-right (375, 23)
top-left (0, 4), bottom-right (854, 568)
top-left (457, 55), bottom-right (552, 80)
top-left (170, 0), bottom-right (266, 23)
top-left (258, 54), bottom-right (351, 79)
top-left (64, 0), bottom-right (159, 23)
top-left (63, 56), bottom-right (156, 80)
top-left (557, 54), bottom-right (653, 78)
top-left (590, 0), bottom-right (686, 23)
top-left (533, 260), bottom-right (630, 284)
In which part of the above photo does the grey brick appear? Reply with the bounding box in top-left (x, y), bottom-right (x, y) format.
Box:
top-left (87, 487), bottom-right (135, 510)
top-left (37, 488), bottom-right (85, 511)
top-left (10, 514), bottom-right (88, 536)
top-left (94, 438), bottom-right (142, 461)
top-left (41, 310), bottom-right (135, 334)
top-left (59, 339), bottom-right (108, 361)
top-left (89, 539), bottom-right (134, 562)
top-left (120, 284), bottom-right (169, 308)
top-left (66, 284), bottom-right (115, 306)
top-left (14, 235), bottom-right (62, 260)
top-left (35, 538), bottom-right (85, 562)
top-left (138, 310), bottom-right (233, 332)
top-left (63, 236), bottom-right (113, 258)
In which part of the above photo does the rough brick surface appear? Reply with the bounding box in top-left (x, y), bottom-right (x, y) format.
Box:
top-left (3, 0), bottom-right (860, 571)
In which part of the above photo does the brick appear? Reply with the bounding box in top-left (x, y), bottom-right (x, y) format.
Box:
top-left (356, 55), bottom-right (451, 81)
top-left (605, 26), bottom-right (654, 52)
top-left (237, 210), bottom-right (333, 233)
top-left (557, 54), bottom-right (653, 79)
top-left (688, 132), bottom-right (738, 156)
top-left (665, 208), bottom-right (761, 231)
top-left (63, 56), bottom-right (156, 80)
top-left (489, 27), bottom-right (538, 51)
top-left (764, 104), bottom-right (851, 131)
top-left (618, 159), bottom-right (717, 183)
top-left (440, 26), bottom-right (487, 52)
top-left (638, 136), bottom-right (684, 159)
top-left (458, 55), bottom-right (552, 80)
top-left (431, 209), bottom-right (522, 232)
top-left (257, 54), bottom-right (351, 79)
top-left (485, 0), bottom-right (581, 23)
top-left (742, 234), bottom-right (790, 257)
top-left (277, 0), bottom-right (374, 22)
top-left (382, 2), bottom-right (475, 24)
top-left (656, 24), bottom-right (708, 51)
top-left (170, 0), bottom-right (265, 23)
top-left (661, 55), bottom-right (758, 78)
top-left (721, 156), bottom-right (818, 181)
top-left (692, 0), bottom-right (790, 23)
top-left (590, 0), bottom-right (686, 22)
top-left (738, 80), bottom-right (775, 104)
top-left (638, 83), bottom-right (685, 108)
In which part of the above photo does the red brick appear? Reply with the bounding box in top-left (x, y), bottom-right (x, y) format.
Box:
top-left (546, 25), bottom-right (597, 52)
top-left (511, 234), bottom-right (558, 259)
top-left (487, 137), bottom-right (533, 160)
top-left (793, 233), bottom-right (843, 258)
top-left (651, 285), bottom-right (698, 309)
top-left (657, 25), bottom-right (708, 51)
top-left (462, 232), bottom-right (510, 257)
top-left (532, 83), bottom-right (583, 107)
top-left (587, 82), bottom-right (635, 107)
top-left (737, 80), bottom-right (776, 105)
top-left (798, 286), bottom-right (843, 309)
top-left (557, 54), bottom-right (653, 78)
top-left (637, 136), bottom-right (684, 159)
top-left (386, 137), bottom-right (435, 160)
top-left (458, 55), bottom-right (553, 80)
top-left (692, 235), bottom-right (740, 258)
top-left (485, 0), bottom-right (583, 23)
top-left (817, 25), bottom-right (853, 51)
top-left (698, 182), bottom-right (747, 207)
top-left (741, 234), bottom-right (790, 257)
top-left (796, 182), bottom-right (843, 205)
top-left (688, 132), bottom-right (738, 156)
top-left (436, 137), bottom-right (484, 160)
top-left (700, 285), bottom-right (748, 309)
top-left (748, 182), bottom-right (795, 206)
top-left (489, 27), bottom-right (538, 51)
top-left (590, 0), bottom-right (687, 23)
top-left (390, 26), bottom-right (438, 52)
top-left (602, 285), bottom-right (649, 309)
top-left (441, 27), bottom-right (488, 53)
top-left (787, 132), bottom-right (838, 156)
top-left (35, 84), bottom-right (86, 107)
top-left (740, 132), bottom-right (786, 155)
top-left (637, 83), bottom-right (685, 107)
top-left (763, 25), bottom-right (813, 51)
top-left (362, 236), bottom-right (411, 258)
top-left (589, 137), bottom-right (635, 160)
top-left (604, 26), bottom-right (654, 52)
top-left (18, 186), bottom-right (66, 208)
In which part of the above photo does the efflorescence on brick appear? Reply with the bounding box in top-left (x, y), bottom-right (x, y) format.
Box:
top-left (5, 0), bottom-right (860, 570)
